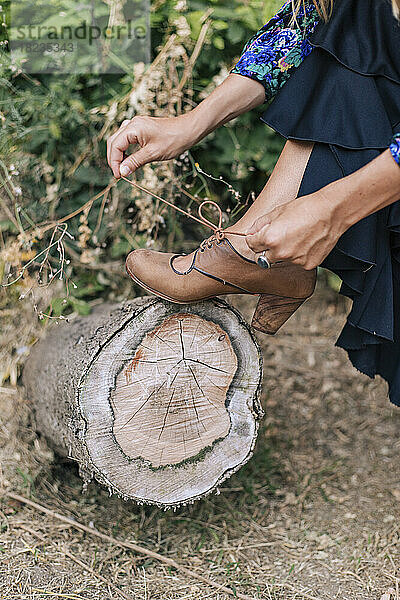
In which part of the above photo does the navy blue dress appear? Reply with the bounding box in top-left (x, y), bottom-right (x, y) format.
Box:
top-left (238, 0), bottom-right (400, 406)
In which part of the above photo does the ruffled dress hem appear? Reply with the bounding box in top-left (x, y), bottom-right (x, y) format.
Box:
top-left (260, 0), bottom-right (400, 406)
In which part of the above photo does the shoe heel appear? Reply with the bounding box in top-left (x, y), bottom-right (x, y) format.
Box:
top-left (251, 293), bottom-right (307, 334)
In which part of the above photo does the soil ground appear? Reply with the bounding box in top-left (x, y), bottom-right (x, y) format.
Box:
top-left (0, 281), bottom-right (399, 600)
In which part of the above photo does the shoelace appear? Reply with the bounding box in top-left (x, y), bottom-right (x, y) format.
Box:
top-left (120, 175), bottom-right (248, 248)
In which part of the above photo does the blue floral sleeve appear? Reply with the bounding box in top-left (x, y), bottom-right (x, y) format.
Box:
top-left (231, 1), bottom-right (320, 102)
top-left (231, 2), bottom-right (400, 165)
top-left (390, 133), bottom-right (400, 166)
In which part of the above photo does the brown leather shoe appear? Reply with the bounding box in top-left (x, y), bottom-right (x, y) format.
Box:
top-left (126, 237), bottom-right (316, 334)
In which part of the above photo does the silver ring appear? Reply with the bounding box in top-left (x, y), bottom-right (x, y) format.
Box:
top-left (257, 250), bottom-right (271, 270)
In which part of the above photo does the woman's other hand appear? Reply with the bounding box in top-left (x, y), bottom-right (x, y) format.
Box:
top-left (106, 74), bottom-right (266, 178)
top-left (107, 114), bottom-right (197, 178)
top-left (245, 192), bottom-right (345, 270)
top-left (246, 148), bottom-right (400, 270)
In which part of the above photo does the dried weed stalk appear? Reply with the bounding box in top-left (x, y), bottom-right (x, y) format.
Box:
top-left (0, 9), bottom-right (216, 386)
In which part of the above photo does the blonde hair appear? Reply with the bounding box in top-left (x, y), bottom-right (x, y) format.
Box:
top-left (293, 0), bottom-right (400, 21)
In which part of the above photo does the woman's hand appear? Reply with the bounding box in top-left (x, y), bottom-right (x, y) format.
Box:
top-left (106, 74), bottom-right (265, 178)
top-left (246, 149), bottom-right (400, 270)
top-left (245, 191), bottom-right (346, 270)
top-left (107, 114), bottom-right (198, 178)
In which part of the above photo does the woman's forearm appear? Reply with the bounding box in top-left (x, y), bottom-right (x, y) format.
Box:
top-left (324, 149), bottom-right (400, 232)
top-left (107, 74), bottom-right (265, 177)
top-left (184, 74), bottom-right (265, 144)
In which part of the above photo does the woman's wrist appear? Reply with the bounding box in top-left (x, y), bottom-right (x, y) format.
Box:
top-left (320, 178), bottom-right (363, 234)
top-left (185, 74), bottom-right (265, 145)
top-left (319, 148), bottom-right (400, 233)
top-left (175, 111), bottom-right (206, 148)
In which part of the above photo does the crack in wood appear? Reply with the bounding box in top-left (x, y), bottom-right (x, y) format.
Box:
top-left (111, 313), bottom-right (237, 467)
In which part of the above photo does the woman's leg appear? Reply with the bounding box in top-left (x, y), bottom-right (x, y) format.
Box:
top-left (230, 140), bottom-right (313, 228)
top-left (224, 139), bottom-right (314, 256)
top-left (176, 140), bottom-right (314, 270)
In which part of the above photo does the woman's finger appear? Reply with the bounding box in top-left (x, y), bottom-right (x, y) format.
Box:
top-left (108, 125), bottom-right (139, 178)
top-left (120, 147), bottom-right (153, 176)
top-left (106, 120), bottom-right (130, 166)
top-left (246, 213), bottom-right (272, 235)
top-left (246, 223), bottom-right (274, 253)
top-left (106, 131), bottom-right (117, 168)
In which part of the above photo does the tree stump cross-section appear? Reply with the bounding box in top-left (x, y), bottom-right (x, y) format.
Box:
top-left (112, 313), bottom-right (237, 468)
top-left (23, 297), bottom-right (263, 507)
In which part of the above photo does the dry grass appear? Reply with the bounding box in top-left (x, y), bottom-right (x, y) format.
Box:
top-left (0, 282), bottom-right (400, 599)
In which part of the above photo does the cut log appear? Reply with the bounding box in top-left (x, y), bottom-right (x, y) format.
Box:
top-left (23, 297), bottom-right (263, 507)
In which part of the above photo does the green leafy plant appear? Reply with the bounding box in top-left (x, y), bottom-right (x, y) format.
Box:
top-left (0, 0), bottom-right (283, 336)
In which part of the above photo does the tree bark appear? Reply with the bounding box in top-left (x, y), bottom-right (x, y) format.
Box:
top-left (23, 297), bottom-right (263, 508)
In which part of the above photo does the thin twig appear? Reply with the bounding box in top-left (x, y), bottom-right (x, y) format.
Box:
top-left (274, 582), bottom-right (324, 600)
top-left (37, 181), bottom-right (117, 235)
top-left (63, 548), bottom-right (133, 600)
top-left (1, 224), bottom-right (72, 287)
top-left (92, 186), bottom-right (110, 238)
top-left (3, 492), bottom-right (254, 600)
top-left (178, 20), bottom-right (211, 91)
top-left (30, 591), bottom-right (89, 600)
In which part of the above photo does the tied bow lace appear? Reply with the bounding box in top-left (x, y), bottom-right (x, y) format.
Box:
top-left (120, 175), bottom-right (248, 244)
top-left (119, 175), bottom-right (272, 269)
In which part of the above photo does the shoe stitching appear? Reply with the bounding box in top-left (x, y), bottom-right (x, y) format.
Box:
top-left (192, 266), bottom-right (255, 294)
top-left (169, 251), bottom-right (198, 275)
